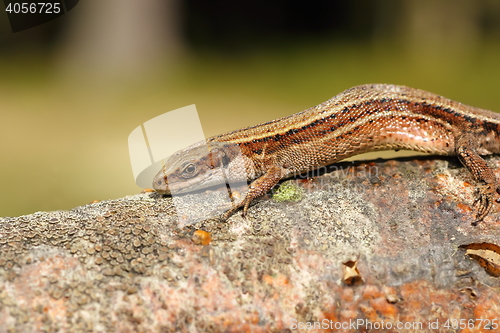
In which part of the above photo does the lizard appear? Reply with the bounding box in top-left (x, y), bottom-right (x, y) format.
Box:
top-left (153, 84), bottom-right (500, 224)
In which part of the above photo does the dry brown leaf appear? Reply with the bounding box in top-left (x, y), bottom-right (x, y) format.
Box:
top-left (461, 243), bottom-right (500, 277)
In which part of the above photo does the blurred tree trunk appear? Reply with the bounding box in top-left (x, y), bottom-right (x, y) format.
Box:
top-left (374, 0), bottom-right (482, 57)
top-left (56, 0), bottom-right (182, 79)
top-left (403, 0), bottom-right (480, 51)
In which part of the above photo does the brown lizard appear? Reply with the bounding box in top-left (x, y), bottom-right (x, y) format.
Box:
top-left (153, 84), bottom-right (500, 224)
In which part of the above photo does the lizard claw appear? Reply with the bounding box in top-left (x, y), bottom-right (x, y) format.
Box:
top-left (220, 197), bottom-right (252, 220)
top-left (472, 183), bottom-right (496, 225)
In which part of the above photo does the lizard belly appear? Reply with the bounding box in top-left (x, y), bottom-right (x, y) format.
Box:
top-left (276, 114), bottom-right (457, 176)
top-left (373, 115), bottom-right (456, 155)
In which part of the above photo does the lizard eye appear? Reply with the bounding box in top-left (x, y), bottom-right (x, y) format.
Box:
top-left (181, 163), bottom-right (197, 177)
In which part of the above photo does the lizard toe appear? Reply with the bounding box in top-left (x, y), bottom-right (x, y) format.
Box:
top-left (472, 184), bottom-right (495, 224)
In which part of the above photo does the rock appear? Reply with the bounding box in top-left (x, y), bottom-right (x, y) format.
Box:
top-left (1, 156), bottom-right (500, 332)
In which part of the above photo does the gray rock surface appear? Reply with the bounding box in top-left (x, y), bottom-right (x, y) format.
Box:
top-left (1, 156), bottom-right (500, 332)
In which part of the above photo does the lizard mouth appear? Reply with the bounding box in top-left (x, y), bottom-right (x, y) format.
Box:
top-left (152, 173), bottom-right (171, 194)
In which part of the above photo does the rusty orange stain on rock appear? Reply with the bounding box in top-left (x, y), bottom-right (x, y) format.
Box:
top-left (359, 303), bottom-right (379, 321)
top-left (457, 203), bottom-right (472, 213)
top-left (473, 295), bottom-right (500, 322)
top-left (435, 173), bottom-right (448, 180)
top-left (370, 297), bottom-right (398, 319)
top-left (262, 274), bottom-right (289, 288)
top-left (192, 230), bottom-right (212, 245)
top-left (361, 285), bottom-right (382, 299)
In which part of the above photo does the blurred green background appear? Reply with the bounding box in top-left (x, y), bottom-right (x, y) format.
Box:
top-left (1, 0), bottom-right (500, 217)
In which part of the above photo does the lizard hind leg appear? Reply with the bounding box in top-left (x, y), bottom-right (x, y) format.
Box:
top-left (456, 136), bottom-right (499, 225)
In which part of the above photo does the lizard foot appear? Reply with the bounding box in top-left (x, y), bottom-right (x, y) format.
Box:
top-left (472, 183), bottom-right (497, 225)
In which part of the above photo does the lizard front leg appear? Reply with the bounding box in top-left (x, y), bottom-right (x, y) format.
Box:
top-left (456, 135), bottom-right (499, 224)
top-left (223, 164), bottom-right (284, 219)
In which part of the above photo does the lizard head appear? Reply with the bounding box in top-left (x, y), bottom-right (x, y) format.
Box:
top-left (153, 141), bottom-right (248, 195)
